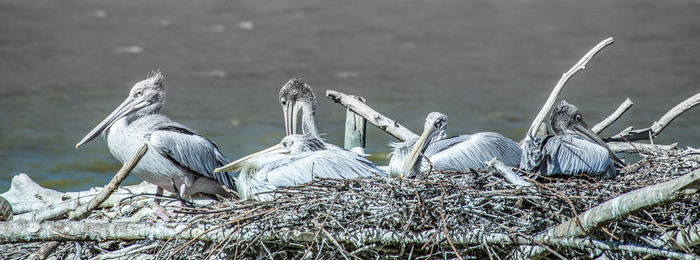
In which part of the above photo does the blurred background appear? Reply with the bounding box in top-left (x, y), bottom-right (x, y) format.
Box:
top-left (1, 0), bottom-right (699, 191)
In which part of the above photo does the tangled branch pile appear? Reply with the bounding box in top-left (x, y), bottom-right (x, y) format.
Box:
top-left (2, 147), bottom-right (698, 259)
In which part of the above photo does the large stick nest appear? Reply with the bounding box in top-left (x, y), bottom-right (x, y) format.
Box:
top-left (4, 149), bottom-right (700, 259)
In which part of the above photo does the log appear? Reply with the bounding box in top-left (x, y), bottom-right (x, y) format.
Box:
top-left (344, 95), bottom-right (367, 150)
top-left (516, 168), bottom-right (700, 259)
top-left (523, 37), bottom-right (614, 146)
top-left (606, 93), bottom-right (700, 142)
top-left (326, 90), bottom-right (419, 141)
top-left (591, 98), bottom-right (634, 134)
top-left (0, 221), bottom-right (696, 259)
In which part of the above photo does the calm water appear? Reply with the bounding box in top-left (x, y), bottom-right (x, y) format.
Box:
top-left (1, 0), bottom-right (699, 192)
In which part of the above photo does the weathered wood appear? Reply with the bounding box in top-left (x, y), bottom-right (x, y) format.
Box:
top-left (523, 37), bottom-right (614, 146)
top-left (326, 90), bottom-right (419, 141)
top-left (0, 196), bottom-right (11, 221)
top-left (606, 93), bottom-right (700, 142)
top-left (484, 158), bottom-right (531, 187)
top-left (592, 98), bottom-right (634, 134)
top-left (344, 95), bottom-right (367, 150)
top-left (517, 168), bottom-right (700, 259)
top-left (608, 142), bottom-right (677, 154)
top-left (69, 144), bottom-right (148, 220)
top-left (30, 144), bottom-right (148, 260)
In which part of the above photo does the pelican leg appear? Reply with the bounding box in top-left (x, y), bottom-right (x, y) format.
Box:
top-left (154, 186), bottom-right (164, 205)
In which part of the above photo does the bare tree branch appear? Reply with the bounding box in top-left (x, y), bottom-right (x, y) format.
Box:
top-left (326, 90), bottom-right (419, 141)
top-left (606, 93), bottom-right (700, 142)
top-left (592, 98), bottom-right (634, 134)
top-left (524, 37), bottom-right (614, 146)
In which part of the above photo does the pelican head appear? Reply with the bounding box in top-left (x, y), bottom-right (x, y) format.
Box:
top-left (550, 100), bottom-right (625, 166)
top-left (279, 78), bottom-right (317, 136)
top-left (214, 134), bottom-right (326, 173)
top-left (400, 112), bottom-right (448, 177)
top-left (76, 71), bottom-right (166, 149)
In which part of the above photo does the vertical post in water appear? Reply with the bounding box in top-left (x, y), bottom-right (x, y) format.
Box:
top-left (344, 95), bottom-right (367, 150)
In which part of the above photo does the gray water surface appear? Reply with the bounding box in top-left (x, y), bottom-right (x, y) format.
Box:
top-left (1, 0), bottom-right (699, 191)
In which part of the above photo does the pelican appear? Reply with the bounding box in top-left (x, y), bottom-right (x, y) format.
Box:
top-left (76, 71), bottom-right (236, 199)
top-left (388, 112), bottom-right (522, 177)
top-left (214, 134), bottom-right (385, 201)
top-left (279, 78), bottom-right (319, 136)
top-left (520, 100), bottom-right (624, 179)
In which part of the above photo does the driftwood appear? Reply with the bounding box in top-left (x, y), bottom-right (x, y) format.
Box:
top-left (606, 93), bottom-right (700, 142)
top-left (517, 168), bottom-right (700, 259)
top-left (326, 90), bottom-right (419, 141)
top-left (523, 37), bottom-right (614, 146)
top-left (608, 142), bottom-right (678, 154)
top-left (28, 144), bottom-right (148, 260)
top-left (592, 98), bottom-right (634, 134)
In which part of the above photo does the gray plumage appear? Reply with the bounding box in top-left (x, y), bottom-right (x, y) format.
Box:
top-left (223, 134), bottom-right (386, 201)
top-left (388, 112), bottom-right (522, 177)
top-left (76, 71), bottom-right (235, 198)
top-left (520, 100), bottom-right (620, 179)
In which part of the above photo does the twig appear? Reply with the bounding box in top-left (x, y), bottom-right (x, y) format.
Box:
top-left (606, 93), bottom-right (700, 142)
top-left (326, 90), bottom-right (419, 141)
top-left (523, 37), bottom-right (614, 144)
top-left (591, 98), bottom-right (634, 134)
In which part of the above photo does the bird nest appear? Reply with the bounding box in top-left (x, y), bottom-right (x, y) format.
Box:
top-left (2, 149), bottom-right (700, 259)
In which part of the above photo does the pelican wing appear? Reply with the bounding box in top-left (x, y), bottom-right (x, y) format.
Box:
top-left (387, 138), bottom-right (422, 176)
top-left (261, 150), bottom-right (386, 188)
top-left (425, 132), bottom-right (522, 171)
top-left (149, 126), bottom-right (236, 189)
top-left (522, 135), bottom-right (616, 178)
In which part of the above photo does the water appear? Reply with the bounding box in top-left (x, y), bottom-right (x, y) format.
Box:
top-left (1, 0), bottom-right (699, 192)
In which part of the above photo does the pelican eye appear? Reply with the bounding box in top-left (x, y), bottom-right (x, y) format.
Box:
top-left (134, 90), bottom-right (143, 97)
top-left (280, 98), bottom-right (287, 106)
top-left (434, 120), bottom-right (442, 128)
top-left (281, 140), bottom-right (293, 148)
top-left (575, 114), bottom-right (582, 122)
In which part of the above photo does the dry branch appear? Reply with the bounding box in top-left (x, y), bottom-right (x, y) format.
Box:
top-left (606, 93), bottom-right (700, 142)
top-left (69, 144), bottom-right (148, 220)
top-left (592, 98), bottom-right (634, 134)
top-left (608, 142), bottom-right (677, 154)
top-left (523, 37), bottom-right (614, 145)
top-left (518, 169), bottom-right (700, 259)
top-left (326, 90), bottom-right (419, 141)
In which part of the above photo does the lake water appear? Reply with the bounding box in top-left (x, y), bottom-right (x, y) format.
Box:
top-left (1, 0), bottom-right (699, 192)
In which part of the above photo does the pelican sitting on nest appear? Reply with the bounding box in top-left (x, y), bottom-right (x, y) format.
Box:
top-left (520, 100), bottom-right (624, 179)
top-left (214, 134), bottom-right (385, 201)
top-left (76, 71), bottom-right (235, 199)
top-left (388, 112), bottom-right (522, 178)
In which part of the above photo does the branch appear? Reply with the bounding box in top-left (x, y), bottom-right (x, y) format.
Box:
top-left (2, 221), bottom-right (696, 259)
top-left (591, 98), bottom-right (634, 134)
top-left (524, 37), bottom-right (614, 145)
top-left (69, 144), bottom-right (148, 219)
top-left (517, 169), bottom-right (700, 259)
top-left (326, 90), bottom-right (419, 141)
top-left (608, 142), bottom-right (677, 154)
top-left (606, 93), bottom-right (700, 142)
top-left (660, 222), bottom-right (700, 250)
top-left (484, 158), bottom-right (531, 187)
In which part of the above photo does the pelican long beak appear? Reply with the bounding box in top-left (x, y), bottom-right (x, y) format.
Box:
top-left (570, 123), bottom-right (626, 166)
top-left (76, 96), bottom-right (144, 149)
top-left (283, 101), bottom-right (299, 136)
top-left (400, 124), bottom-right (436, 177)
top-left (214, 144), bottom-right (290, 173)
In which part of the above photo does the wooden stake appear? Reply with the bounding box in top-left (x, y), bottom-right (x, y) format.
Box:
top-left (344, 95), bottom-right (367, 150)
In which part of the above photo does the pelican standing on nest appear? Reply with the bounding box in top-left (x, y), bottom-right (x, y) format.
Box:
top-left (76, 71), bottom-right (236, 199)
top-left (214, 134), bottom-right (385, 201)
top-left (388, 112), bottom-right (522, 177)
top-left (520, 100), bottom-right (624, 179)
